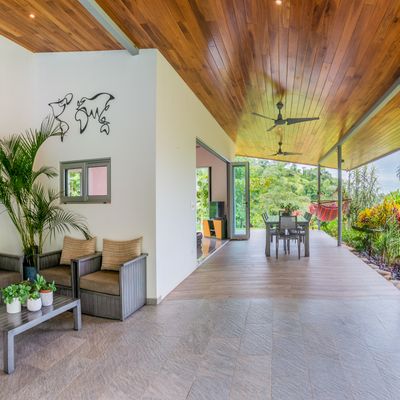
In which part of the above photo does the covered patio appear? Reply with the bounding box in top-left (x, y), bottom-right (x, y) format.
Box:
top-left (1, 1), bottom-right (400, 398)
top-left (169, 229), bottom-right (400, 300)
top-left (2, 230), bottom-right (400, 399)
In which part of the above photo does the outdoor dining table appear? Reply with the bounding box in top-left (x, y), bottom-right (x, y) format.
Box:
top-left (264, 215), bottom-right (310, 257)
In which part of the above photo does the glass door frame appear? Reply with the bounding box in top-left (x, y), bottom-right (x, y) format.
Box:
top-left (228, 161), bottom-right (250, 240)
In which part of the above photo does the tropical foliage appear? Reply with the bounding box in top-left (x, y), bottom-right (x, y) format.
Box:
top-left (0, 116), bottom-right (90, 263)
top-left (347, 165), bottom-right (381, 222)
top-left (238, 158), bottom-right (337, 228)
top-left (322, 190), bottom-right (400, 269)
top-left (196, 167), bottom-right (210, 231)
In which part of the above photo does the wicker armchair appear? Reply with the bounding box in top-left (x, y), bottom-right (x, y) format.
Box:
top-left (0, 253), bottom-right (23, 289)
top-left (74, 253), bottom-right (147, 320)
top-left (37, 251), bottom-right (101, 298)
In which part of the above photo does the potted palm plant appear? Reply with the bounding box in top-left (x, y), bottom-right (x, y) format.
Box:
top-left (34, 274), bottom-right (56, 306)
top-left (0, 116), bottom-right (90, 279)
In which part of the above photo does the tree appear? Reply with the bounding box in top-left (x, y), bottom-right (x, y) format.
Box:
top-left (236, 158), bottom-right (337, 228)
top-left (347, 165), bottom-right (381, 223)
top-left (196, 168), bottom-right (209, 231)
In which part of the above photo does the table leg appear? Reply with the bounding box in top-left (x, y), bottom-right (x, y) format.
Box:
top-left (265, 226), bottom-right (271, 257)
top-left (73, 301), bottom-right (82, 331)
top-left (305, 225), bottom-right (310, 257)
top-left (3, 331), bottom-right (15, 374)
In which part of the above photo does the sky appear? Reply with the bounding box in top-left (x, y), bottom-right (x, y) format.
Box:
top-left (295, 150), bottom-right (400, 195)
top-left (370, 150), bottom-right (400, 194)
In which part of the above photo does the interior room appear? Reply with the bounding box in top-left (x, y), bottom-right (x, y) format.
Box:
top-left (196, 142), bottom-right (229, 263)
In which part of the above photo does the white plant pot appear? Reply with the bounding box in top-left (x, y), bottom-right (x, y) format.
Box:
top-left (27, 297), bottom-right (42, 312)
top-left (40, 291), bottom-right (53, 307)
top-left (6, 298), bottom-right (21, 314)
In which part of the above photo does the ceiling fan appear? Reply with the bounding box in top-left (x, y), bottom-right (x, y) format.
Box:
top-left (269, 142), bottom-right (302, 157)
top-left (252, 101), bottom-right (319, 131)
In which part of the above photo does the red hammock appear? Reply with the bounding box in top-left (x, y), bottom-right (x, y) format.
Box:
top-left (309, 200), bottom-right (350, 222)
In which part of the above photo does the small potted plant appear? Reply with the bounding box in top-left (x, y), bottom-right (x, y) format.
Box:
top-left (1, 284), bottom-right (25, 314)
top-left (27, 290), bottom-right (42, 312)
top-left (18, 282), bottom-right (32, 308)
top-left (34, 274), bottom-right (56, 306)
top-left (280, 202), bottom-right (298, 216)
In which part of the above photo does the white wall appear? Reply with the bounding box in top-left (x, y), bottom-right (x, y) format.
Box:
top-left (0, 35), bottom-right (236, 301)
top-left (196, 146), bottom-right (228, 206)
top-left (155, 53), bottom-right (235, 300)
top-left (0, 37), bottom-right (34, 254)
top-left (32, 49), bottom-right (158, 298)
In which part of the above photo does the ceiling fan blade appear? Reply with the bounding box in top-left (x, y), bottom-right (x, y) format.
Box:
top-left (251, 112), bottom-right (275, 121)
top-left (285, 117), bottom-right (319, 125)
top-left (268, 153), bottom-right (279, 156)
top-left (267, 125), bottom-right (277, 132)
top-left (282, 152), bottom-right (303, 156)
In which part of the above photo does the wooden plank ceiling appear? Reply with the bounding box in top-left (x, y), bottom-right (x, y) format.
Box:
top-left (1, 0), bottom-right (400, 169)
top-left (0, 0), bottom-right (121, 51)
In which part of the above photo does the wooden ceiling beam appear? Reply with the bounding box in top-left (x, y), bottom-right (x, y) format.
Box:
top-left (78, 0), bottom-right (139, 56)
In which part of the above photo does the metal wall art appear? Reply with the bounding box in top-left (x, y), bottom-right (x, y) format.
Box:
top-left (48, 93), bottom-right (73, 142)
top-left (75, 93), bottom-right (115, 135)
top-left (48, 92), bottom-right (115, 141)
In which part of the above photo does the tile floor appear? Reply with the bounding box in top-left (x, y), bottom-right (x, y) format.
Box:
top-left (1, 230), bottom-right (400, 399)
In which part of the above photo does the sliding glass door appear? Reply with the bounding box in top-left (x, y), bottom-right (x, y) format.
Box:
top-left (229, 162), bottom-right (250, 239)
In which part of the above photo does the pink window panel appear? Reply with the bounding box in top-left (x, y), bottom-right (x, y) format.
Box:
top-left (88, 166), bottom-right (108, 196)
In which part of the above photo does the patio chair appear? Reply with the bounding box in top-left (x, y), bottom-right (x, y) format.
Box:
top-left (0, 253), bottom-right (23, 289)
top-left (37, 236), bottom-right (97, 297)
top-left (262, 212), bottom-right (277, 243)
top-left (75, 238), bottom-right (147, 320)
top-left (299, 212), bottom-right (312, 243)
top-left (276, 216), bottom-right (301, 259)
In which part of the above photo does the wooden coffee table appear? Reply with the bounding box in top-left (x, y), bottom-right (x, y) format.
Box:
top-left (0, 295), bottom-right (81, 374)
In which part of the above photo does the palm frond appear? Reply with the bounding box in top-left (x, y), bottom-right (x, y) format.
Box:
top-left (0, 117), bottom-right (77, 255)
top-left (45, 208), bottom-right (91, 243)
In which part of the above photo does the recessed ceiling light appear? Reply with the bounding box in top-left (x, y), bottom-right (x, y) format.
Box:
top-left (275, 0), bottom-right (282, 5)
top-left (29, 13), bottom-right (35, 19)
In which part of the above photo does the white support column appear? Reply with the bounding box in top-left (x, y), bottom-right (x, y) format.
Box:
top-left (317, 164), bottom-right (321, 230)
top-left (337, 145), bottom-right (343, 246)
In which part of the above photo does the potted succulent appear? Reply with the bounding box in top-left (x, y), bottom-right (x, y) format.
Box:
top-left (34, 274), bottom-right (56, 306)
top-left (1, 284), bottom-right (28, 314)
top-left (27, 290), bottom-right (42, 312)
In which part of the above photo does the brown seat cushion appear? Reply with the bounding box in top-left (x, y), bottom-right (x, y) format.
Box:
top-left (80, 271), bottom-right (120, 296)
top-left (41, 266), bottom-right (71, 287)
top-left (101, 237), bottom-right (142, 271)
top-left (60, 236), bottom-right (96, 265)
top-left (0, 270), bottom-right (21, 288)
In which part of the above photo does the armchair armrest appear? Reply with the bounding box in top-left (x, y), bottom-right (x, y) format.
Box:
top-left (120, 253), bottom-right (147, 302)
top-left (36, 250), bottom-right (62, 271)
top-left (73, 252), bottom-right (102, 297)
top-left (120, 253), bottom-right (148, 271)
top-left (0, 253), bottom-right (23, 277)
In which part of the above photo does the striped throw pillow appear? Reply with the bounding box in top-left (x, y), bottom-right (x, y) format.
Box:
top-left (60, 236), bottom-right (96, 265)
top-left (101, 237), bottom-right (142, 271)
